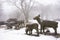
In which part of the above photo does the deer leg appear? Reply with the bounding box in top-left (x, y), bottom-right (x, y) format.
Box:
top-left (29, 29), bottom-right (32, 35)
top-left (36, 28), bottom-right (39, 36)
top-left (25, 28), bottom-right (28, 34)
top-left (53, 27), bottom-right (57, 35)
top-left (43, 27), bottom-right (45, 33)
top-left (54, 28), bottom-right (57, 35)
top-left (40, 27), bottom-right (43, 33)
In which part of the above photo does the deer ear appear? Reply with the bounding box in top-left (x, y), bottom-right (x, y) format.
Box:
top-left (38, 15), bottom-right (40, 17)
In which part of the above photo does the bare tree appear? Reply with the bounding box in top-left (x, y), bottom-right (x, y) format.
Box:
top-left (0, 1), bottom-right (4, 21)
top-left (6, 0), bottom-right (35, 23)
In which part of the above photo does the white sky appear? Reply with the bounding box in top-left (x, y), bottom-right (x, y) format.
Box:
top-left (2, 0), bottom-right (59, 12)
top-left (35, 0), bottom-right (59, 5)
top-left (2, 0), bottom-right (59, 11)
top-left (2, 0), bottom-right (59, 9)
top-left (0, 0), bottom-right (60, 20)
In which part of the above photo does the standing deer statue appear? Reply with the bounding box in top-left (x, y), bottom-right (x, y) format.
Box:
top-left (33, 15), bottom-right (58, 35)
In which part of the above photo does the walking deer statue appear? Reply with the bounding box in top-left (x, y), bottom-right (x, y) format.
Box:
top-left (25, 23), bottom-right (39, 36)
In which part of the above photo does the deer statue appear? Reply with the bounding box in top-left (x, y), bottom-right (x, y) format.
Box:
top-left (33, 15), bottom-right (58, 35)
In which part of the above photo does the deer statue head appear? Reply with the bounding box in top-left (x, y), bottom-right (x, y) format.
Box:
top-left (33, 14), bottom-right (40, 20)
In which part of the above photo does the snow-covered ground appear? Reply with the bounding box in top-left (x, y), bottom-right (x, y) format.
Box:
top-left (0, 20), bottom-right (60, 40)
top-left (0, 28), bottom-right (57, 40)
